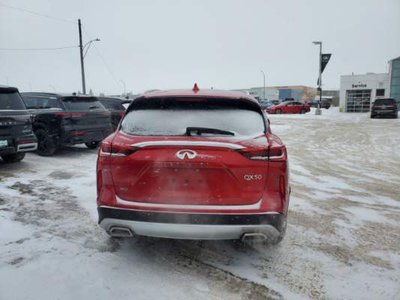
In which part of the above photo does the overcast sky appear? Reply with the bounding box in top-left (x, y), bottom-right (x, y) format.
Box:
top-left (1, 0), bottom-right (399, 95)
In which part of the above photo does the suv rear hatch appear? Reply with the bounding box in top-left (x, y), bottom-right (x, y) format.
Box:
top-left (61, 96), bottom-right (112, 141)
top-left (108, 96), bottom-right (274, 206)
top-left (373, 98), bottom-right (397, 111)
top-left (0, 88), bottom-right (33, 152)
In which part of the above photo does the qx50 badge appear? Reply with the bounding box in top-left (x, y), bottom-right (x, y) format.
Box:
top-left (176, 149), bottom-right (197, 160)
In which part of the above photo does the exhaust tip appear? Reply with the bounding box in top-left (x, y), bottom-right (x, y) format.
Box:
top-left (241, 232), bottom-right (268, 243)
top-left (109, 226), bottom-right (133, 238)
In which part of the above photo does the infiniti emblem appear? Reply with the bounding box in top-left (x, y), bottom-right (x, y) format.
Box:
top-left (176, 149), bottom-right (197, 160)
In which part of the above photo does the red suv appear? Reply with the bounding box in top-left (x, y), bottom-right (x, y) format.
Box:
top-left (267, 101), bottom-right (310, 114)
top-left (96, 87), bottom-right (290, 244)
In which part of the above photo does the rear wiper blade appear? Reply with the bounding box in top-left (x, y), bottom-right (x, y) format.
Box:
top-left (185, 127), bottom-right (235, 136)
top-left (89, 105), bottom-right (100, 109)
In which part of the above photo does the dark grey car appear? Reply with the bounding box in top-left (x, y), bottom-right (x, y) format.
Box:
top-left (371, 98), bottom-right (398, 118)
top-left (0, 86), bottom-right (37, 162)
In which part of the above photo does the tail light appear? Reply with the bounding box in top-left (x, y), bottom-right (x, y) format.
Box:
top-left (17, 139), bottom-right (35, 145)
top-left (100, 142), bottom-right (137, 157)
top-left (54, 112), bottom-right (71, 117)
top-left (53, 112), bottom-right (86, 117)
top-left (268, 145), bottom-right (286, 161)
top-left (73, 130), bottom-right (85, 136)
top-left (238, 145), bottom-right (287, 161)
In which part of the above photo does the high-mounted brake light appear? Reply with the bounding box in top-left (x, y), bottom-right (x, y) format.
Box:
top-left (192, 83), bottom-right (199, 93)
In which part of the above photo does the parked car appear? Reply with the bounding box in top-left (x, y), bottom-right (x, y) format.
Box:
top-left (0, 86), bottom-right (38, 163)
top-left (98, 97), bottom-right (130, 130)
top-left (281, 98), bottom-right (294, 102)
top-left (308, 99), bottom-right (331, 109)
top-left (370, 98), bottom-right (398, 118)
top-left (97, 87), bottom-right (290, 244)
top-left (21, 92), bottom-right (113, 156)
top-left (260, 99), bottom-right (280, 109)
top-left (267, 101), bottom-right (310, 114)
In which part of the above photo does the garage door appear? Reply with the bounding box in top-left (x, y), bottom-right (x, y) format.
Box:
top-left (346, 90), bottom-right (371, 112)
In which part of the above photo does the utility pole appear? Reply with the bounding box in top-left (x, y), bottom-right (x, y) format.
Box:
top-left (313, 41), bottom-right (322, 115)
top-left (318, 43), bottom-right (322, 103)
top-left (78, 19), bottom-right (86, 94)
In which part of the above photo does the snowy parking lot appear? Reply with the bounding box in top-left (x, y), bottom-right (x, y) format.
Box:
top-left (1, 108), bottom-right (399, 299)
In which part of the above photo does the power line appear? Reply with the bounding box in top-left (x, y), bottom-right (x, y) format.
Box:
top-left (0, 46), bottom-right (78, 51)
top-left (82, 27), bottom-right (121, 88)
top-left (0, 2), bottom-right (76, 24)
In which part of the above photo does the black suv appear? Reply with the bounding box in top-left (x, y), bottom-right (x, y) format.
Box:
top-left (98, 97), bottom-right (130, 130)
top-left (21, 93), bottom-right (113, 156)
top-left (370, 98), bottom-right (398, 118)
top-left (0, 86), bottom-right (37, 163)
top-left (308, 99), bottom-right (331, 109)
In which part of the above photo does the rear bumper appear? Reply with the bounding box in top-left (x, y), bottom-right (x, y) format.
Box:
top-left (372, 109), bottom-right (397, 115)
top-left (63, 128), bottom-right (113, 145)
top-left (98, 206), bottom-right (284, 240)
top-left (0, 135), bottom-right (37, 155)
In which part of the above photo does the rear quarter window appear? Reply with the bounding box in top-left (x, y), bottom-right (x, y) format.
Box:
top-left (100, 99), bottom-right (125, 111)
top-left (0, 91), bottom-right (26, 110)
top-left (62, 97), bottom-right (106, 111)
top-left (22, 95), bottom-right (62, 109)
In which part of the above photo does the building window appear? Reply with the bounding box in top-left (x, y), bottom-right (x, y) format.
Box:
top-left (376, 89), bottom-right (385, 97)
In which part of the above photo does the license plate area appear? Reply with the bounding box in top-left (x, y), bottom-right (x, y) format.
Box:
top-left (0, 140), bottom-right (8, 148)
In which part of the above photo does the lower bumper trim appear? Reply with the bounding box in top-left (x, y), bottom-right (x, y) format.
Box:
top-left (100, 218), bottom-right (281, 240)
top-left (98, 206), bottom-right (285, 240)
top-left (17, 143), bottom-right (38, 152)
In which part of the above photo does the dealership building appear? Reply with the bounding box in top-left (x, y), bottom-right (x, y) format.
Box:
top-left (340, 56), bottom-right (400, 112)
top-left (234, 85), bottom-right (316, 102)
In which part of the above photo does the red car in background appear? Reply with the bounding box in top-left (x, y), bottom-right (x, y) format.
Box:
top-left (267, 101), bottom-right (310, 114)
top-left (97, 86), bottom-right (290, 244)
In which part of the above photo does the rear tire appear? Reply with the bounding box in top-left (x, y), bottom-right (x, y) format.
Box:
top-left (35, 129), bottom-right (57, 156)
top-left (1, 152), bottom-right (25, 163)
top-left (85, 141), bottom-right (100, 149)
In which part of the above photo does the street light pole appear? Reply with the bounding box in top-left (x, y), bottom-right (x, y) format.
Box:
top-left (261, 70), bottom-right (266, 101)
top-left (78, 19), bottom-right (100, 95)
top-left (78, 19), bottom-right (86, 94)
top-left (313, 41), bottom-right (322, 115)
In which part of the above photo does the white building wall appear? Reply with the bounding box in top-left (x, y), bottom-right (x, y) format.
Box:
top-left (339, 73), bottom-right (390, 111)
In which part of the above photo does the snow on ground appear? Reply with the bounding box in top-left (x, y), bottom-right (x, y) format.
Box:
top-left (1, 107), bottom-right (399, 299)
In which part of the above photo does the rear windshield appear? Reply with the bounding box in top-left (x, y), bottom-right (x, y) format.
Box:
top-left (62, 96), bottom-right (105, 111)
top-left (22, 95), bottom-right (62, 109)
top-left (99, 98), bottom-right (125, 111)
top-left (374, 99), bottom-right (395, 105)
top-left (121, 98), bottom-right (265, 136)
top-left (0, 91), bottom-right (26, 110)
